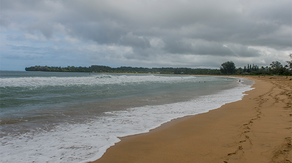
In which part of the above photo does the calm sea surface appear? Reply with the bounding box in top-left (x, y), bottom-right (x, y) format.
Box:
top-left (0, 71), bottom-right (253, 163)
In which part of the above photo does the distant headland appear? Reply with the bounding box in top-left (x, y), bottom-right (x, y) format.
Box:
top-left (25, 59), bottom-right (292, 76)
top-left (25, 65), bottom-right (221, 75)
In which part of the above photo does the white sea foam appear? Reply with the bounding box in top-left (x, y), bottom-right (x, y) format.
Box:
top-left (0, 75), bottom-right (196, 87)
top-left (0, 79), bottom-right (253, 163)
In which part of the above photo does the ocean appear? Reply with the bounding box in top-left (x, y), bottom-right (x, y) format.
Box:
top-left (0, 71), bottom-right (254, 163)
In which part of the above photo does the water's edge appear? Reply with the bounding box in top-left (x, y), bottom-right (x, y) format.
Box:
top-left (83, 77), bottom-right (254, 163)
top-left (0, 73), bottom-right (254, 163)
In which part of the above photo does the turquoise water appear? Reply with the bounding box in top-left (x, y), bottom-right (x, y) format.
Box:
top-left (0, 71), bottom-right (253, 163)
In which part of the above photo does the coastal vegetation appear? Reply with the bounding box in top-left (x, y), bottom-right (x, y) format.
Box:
top-left (25, 54), bottom-right (292, 75)
top-left (220, 54), bottom-right (292, 75)
top-left (25, 65), bottom-right (222, 75)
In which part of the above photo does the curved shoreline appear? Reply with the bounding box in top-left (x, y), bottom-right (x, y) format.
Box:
top-left (90, 76), bottom-right (292, 163)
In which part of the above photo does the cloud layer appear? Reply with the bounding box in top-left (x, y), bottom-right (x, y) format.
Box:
top-left (1, 0), bottom-right (291, 70)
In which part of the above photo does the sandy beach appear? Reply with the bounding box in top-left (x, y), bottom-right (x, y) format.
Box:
top-left (91, 76), bottom-right (292, 163)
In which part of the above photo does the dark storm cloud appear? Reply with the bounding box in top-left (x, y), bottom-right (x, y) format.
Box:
top-left (1, 0), bottom-right (291, 69)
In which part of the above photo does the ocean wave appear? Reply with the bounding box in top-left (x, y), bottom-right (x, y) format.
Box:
top-left (0, 75), bottom-right (197, 88)
top-left (0, 80), bottom-right (253, 163)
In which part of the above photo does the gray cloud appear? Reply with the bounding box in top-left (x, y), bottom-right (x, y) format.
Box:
top-left (119, 32), bottom-right (150, 49)
top-left (0, 0), bottom-right (291, 70)
top-left (26, 21), bottom-right (54, 38)
top-left (163, 39), bottom-right (233, 56)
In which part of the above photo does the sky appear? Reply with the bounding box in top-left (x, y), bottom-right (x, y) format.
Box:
top-left (0, 0), bottom-right (291, 71)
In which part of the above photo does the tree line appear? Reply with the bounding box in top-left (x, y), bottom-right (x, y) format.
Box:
top-left (25, 54), bottom-right (292, 75)
top-left (220, 54), bottom-right (292, 75)
top-left (25, 65), bottom-right (222, 75)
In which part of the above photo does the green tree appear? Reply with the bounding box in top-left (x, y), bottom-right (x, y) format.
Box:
top-left (270, 61), bottom-right (283, 75)
top-left (220, 61), bottom-right (236, 74)
top-left (286, 54), bottom-right (292, 71)
top-left (236, 67), bottom-right (243, 74)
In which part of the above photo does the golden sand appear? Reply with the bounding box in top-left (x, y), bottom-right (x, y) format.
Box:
top-left (91, 76), bottom-right (292, 163)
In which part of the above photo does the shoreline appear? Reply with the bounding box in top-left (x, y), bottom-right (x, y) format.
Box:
top-left (91, 76), bottom-right (292, 163)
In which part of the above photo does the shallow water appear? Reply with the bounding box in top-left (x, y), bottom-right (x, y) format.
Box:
top-left (0, 71), bottom-right (253, 163)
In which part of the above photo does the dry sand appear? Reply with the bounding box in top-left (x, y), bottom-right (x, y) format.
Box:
top-left (91, 76), bottom-right (292, 163)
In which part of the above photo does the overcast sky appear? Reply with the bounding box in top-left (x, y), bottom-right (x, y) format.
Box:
top-left (0, 0), bottom-right (291, 70)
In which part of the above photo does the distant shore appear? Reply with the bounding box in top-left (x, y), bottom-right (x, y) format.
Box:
top-left (91, 76), bottom-right (292, 163)
top-left (25, 65), bottom-right (222, 75)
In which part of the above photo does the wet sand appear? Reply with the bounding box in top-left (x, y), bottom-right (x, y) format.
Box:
top-left (91, 76), bottom-right (292, 163)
